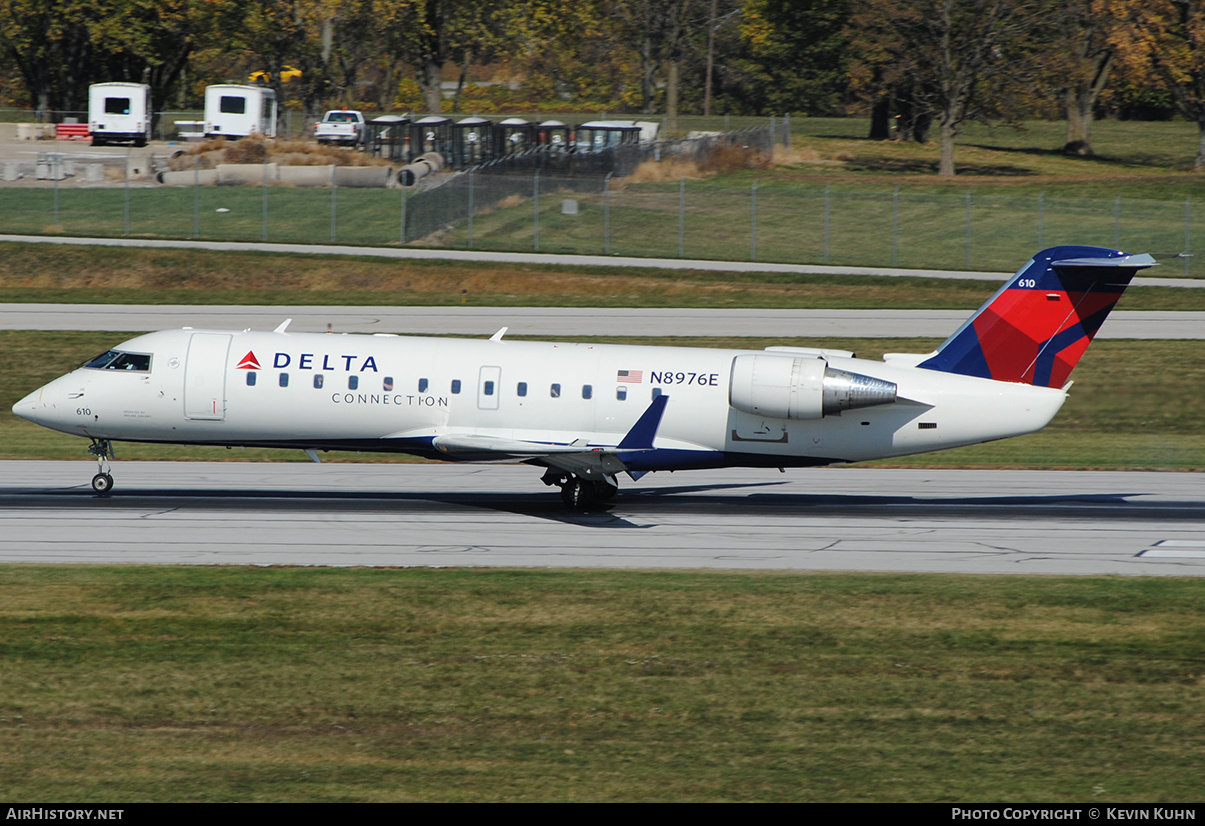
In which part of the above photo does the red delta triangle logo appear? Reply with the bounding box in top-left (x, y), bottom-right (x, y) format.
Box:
top-left (236, 351), bottom-right (261, 370)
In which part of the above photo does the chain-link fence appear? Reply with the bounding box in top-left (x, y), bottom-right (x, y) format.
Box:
top-left (0, 164), bottom-right (1199, 276)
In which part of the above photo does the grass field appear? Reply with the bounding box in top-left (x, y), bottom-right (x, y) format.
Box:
top-left (1, 242), bottom-right (1203, 310)
top-left (1, 566), bottom-right (1201, 802)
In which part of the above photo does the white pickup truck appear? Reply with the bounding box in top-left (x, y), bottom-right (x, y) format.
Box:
top-left (314, 110), bottom-right (365, 146)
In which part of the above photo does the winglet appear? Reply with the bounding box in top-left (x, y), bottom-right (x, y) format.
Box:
top-left (617, 394), bottom-right (669, 451)
top-left (490, 327), bottom-right (508, 341)
top-left (274, 319), bottom-right (292, 334)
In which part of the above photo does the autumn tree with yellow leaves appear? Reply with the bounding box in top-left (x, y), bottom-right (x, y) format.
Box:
top-left (1107, 0), bottom-right (1205, 168)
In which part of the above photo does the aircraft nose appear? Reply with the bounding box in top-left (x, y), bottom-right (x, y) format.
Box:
top-left (12, 388), bottom-right (43, 423)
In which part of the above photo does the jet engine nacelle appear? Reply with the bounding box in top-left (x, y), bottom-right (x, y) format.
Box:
top-left (728, 354), bottom-right (898, 420)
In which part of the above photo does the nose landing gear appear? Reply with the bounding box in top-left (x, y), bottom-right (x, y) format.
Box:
top-left (88, 439), bottom-right (115, 494)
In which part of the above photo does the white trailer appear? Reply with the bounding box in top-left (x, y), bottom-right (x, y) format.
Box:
top-left (88, 82), bottom-right (152, 147)
top-left (203, 85), bottom-right (278, 139)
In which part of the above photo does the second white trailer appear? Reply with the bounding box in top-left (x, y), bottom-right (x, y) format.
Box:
top-left (203, 85), bottom-right (278, 139)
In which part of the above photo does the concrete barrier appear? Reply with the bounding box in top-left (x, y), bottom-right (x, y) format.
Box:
top-left (11, 123), bottom-right (55, 141)
top-left (153, 163), bottom-right (394, 188)
top-left (216, 163), bottom-right (279, 185)
top-left (156, 169), bottom-right (219, 186)
top-left (277, 165), bottom-right (336, 186)
top-left (334, 165), bottom-right (394, 188)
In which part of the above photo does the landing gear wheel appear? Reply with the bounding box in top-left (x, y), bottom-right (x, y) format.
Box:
top-left (557, 477), bottom-right (619, 510)
top-left (560, 478), bottom-right (595, 510)
top-left (87, 439), bottom-right (116, 493)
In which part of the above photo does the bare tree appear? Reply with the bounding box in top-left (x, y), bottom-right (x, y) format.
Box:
top-left (850, 0), bottom-right (1042, 176)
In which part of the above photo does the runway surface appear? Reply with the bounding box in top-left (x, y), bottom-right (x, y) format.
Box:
top-left (3, 233), bottom-right (1202, 288)
top-left (2, 304), bottom-right (1201, 339)
top-left (2, 461), bottom-right (1202, 575)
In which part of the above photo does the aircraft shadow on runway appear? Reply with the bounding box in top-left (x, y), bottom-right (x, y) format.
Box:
top-left (2, 483), bottom-right (1200, 529)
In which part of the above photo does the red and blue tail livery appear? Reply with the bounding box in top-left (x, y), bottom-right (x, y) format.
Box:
top-left (918, 246), bottom-right (1155, 388)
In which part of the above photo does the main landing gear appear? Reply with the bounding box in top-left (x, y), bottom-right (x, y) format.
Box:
top-left (88, 438), bottom-right (115, 494)
top-left (542, 470), bottom-right (618, 511)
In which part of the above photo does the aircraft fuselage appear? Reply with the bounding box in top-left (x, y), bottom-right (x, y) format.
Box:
top-left (14, 327), bottom-right (1066, 472)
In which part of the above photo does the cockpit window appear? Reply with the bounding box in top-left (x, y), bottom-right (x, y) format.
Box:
top-left (83, 350), bottom-right (151, 372)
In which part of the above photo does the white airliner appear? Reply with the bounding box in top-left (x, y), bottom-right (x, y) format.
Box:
top-left (13, 245), bottom-right (1153, 509)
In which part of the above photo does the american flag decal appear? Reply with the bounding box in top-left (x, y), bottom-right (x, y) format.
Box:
top-left (617, 369), bottom-right (643, 383)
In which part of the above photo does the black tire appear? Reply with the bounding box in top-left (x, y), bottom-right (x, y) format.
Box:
top-left (91, 473), bottom-right (114, 493)
top-left (560, 479), bottom-right (597, 511)
top-left (593, 481), bottom-right (617, 502)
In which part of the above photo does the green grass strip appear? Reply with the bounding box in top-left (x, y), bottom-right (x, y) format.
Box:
top-left (0, 566), bottom-right (1201, 802)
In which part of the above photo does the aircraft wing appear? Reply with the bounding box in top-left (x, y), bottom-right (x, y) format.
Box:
top-left (429, 395), bottom-right (670, 479)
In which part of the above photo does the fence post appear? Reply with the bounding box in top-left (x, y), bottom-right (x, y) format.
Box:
top-left (1114, 195), bottom-right (1121, 249)
top-left (769, 114), bottom-right (776, 148)
top-left (533, 170), bottom-right (540, 251)
top-left (1038, 192), bottom-right (1044, 249)
top-left (604, 172), bottom-right (612, 255)
top-left (400, 180), bottom-right (408, 245)
top-left (193, 153), bottom-right (200, 239)
top-left (964, 189), bottom-right (972, 269)
top-left (1186, 196), bottom-right (1192, 277)
top-left (891, 187), bottom-right (899, 267)
top-left (262, 158), bottom-right (269, 242)
top-left (750, 178), bottom-right (757, 261)
top-left (784, 113), bottom-right (790, 150)
top-left (468, 169), bottom-right (474, 249)
top-left (330, 164), bottom-right (337, 244)
top-left (678, 178), bottom-right (685, 258)
top-left (823, 183), bottom-right (831, 265)
top-left (53, 166), bottom-right (59, 229)
top-left (124, 149), bottom-right (131, 236)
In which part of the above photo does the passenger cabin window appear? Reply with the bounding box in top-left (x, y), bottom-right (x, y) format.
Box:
top-left (246, 372), bottom-right (257, 386)
top-left (582, 385), bottom-right (593, 399)
top-left (516, 382), bottom-right (527, 397)
top-left (313, 374), bottom-right (324, 389)
top-left (348, 375), bottom-right (358, 390)
top-left (483, 380), bottom-right (495, 396)
top-left (384, 377), bottom-right (394, 391)
top-left (83, 350), bottom-right (151, 372)
top-left (279, 373), bottom-right (289, 387)
top-left (550, 383), bottom-right (561, 398)
top-left (451, 379), bottom-right (462, 394)
top-left (418, 378), bottom-right (429, 393)
top-left (651, 388), bottom-right (662, 399)
top-left (616, 387), bottom-right (627, 401)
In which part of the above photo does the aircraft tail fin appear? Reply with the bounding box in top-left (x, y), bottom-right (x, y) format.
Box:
top-left (917, 246), bottom-right (1155, 388)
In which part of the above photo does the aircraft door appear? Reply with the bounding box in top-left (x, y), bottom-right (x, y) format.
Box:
top-left (183, 333), bottom-right (231, 420)
top-left (478, 365), bottom-right (501, 410)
